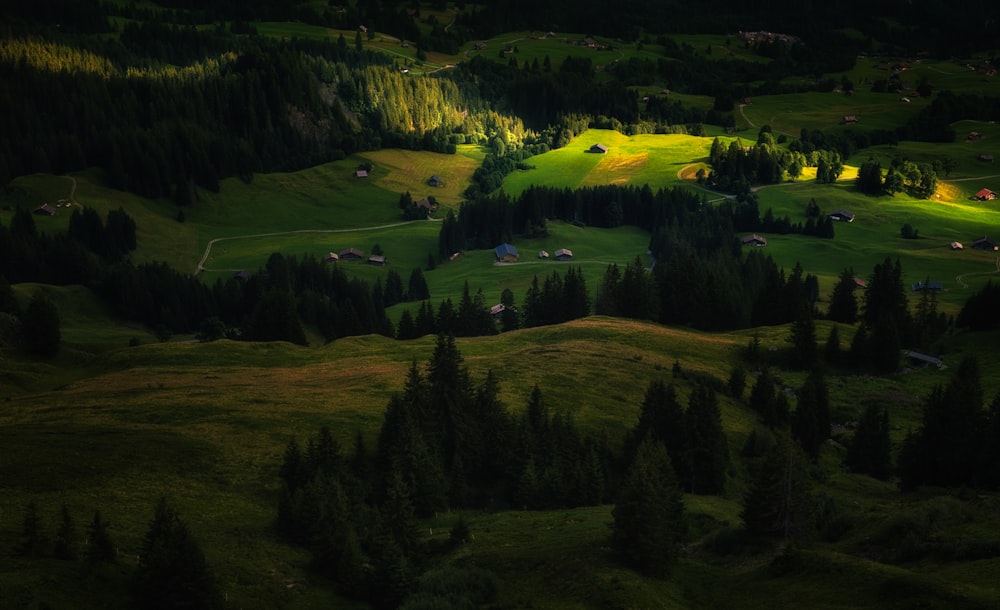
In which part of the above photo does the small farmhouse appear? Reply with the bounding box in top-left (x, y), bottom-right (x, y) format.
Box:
top-left (974, 188), bottom-right (996, 201)
top-left (324, 252), bottom-right (339, 263)
top-left (853, 276), bottom-right (868, 289)
top-left (368, 254), bottom-right (386, 266)
top-left (538, 250), bottom-right (549, 259)
top-left (950, 241), bottom-right (964, 250)
top-left (233, 270), bottom-right (250, 281)
top-left (428, 175), bottom-right (441, 187)
top-left (912, 280), bottom-right (943, 292)
top-left (554, 248), bottom-right (574, 261)
top-left (829, 209), bottom-right (855, 222)
top-left (33, 203), bottom-right (56, 216)
top-left (971, 236), bottom-right (998, 251)
top-left (355, 169), bottom-right (368, 178)
top-left (412, 198), bottom-right (437, 211)
top-left (979, 154), bottom-right (994, 163)
top-left (339, 247), bottom-right (364, 261)
top-left (589, 143), bottom-right (608, 154)
top-left (841, 115), bottom-right (858, 124)
top-left (495, 243), bottom-right (519, 262)
top-left (741, 234), bottom-right (767, 247)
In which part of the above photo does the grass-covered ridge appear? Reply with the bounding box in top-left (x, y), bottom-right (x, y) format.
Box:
top-left (2, 318), bottom-right (1000, 608)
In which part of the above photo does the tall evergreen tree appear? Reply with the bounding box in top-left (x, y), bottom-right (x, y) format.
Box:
top-left (827, 268), bottom-right (858, 323)
top-left (54, 505), bottom-right (78, 560)
top-left (845, 404), bottom-right (892, 480)
top-left (684, 384), bottom-right (729, 495)
top-left (16, 501), bottom-right (46, 558)
top-left (133, 498), bottom-right (223, 610)
top-left (86, 510), bottom-right (116, 564)
top-left (741, 434), bottom-right (813, 540)
top-left (791, 369), bottom-right (831, 460)
top-left (611, 438), bottom-right (684, 577)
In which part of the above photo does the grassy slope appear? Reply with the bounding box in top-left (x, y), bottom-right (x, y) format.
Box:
top-left (2, 317), bottom-right (999, 608)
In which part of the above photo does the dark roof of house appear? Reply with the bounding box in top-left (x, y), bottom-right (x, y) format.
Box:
top-left (904, 350), bottom-right (944, 368)
top-left (971, 236), bottom-right (997, 250)
top-left (975, 188), bottom-right (996, 199)
top-left (741, 233), bottom-right (767, 245)
top-left (589, 143), bottom-right (608, 153)
top-left (912, 280), bottom-right (943, 291)
top-left (368, 254), bottom-right (386, 265)
top-left (495, 243), bottom-right (519, 258)
top-left (33, 203), bottom-right (56, 216)
top-left (554, 248), bottom-right (573, 258)
top-left (830, 209), bottom-right (855, 220)
top-left (339, 247), bottom-right (364, 258)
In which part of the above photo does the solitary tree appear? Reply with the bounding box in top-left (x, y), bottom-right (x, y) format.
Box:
top-left (845, 404), bottom-right (892, 480)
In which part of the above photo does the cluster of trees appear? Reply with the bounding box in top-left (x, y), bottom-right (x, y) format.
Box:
top-left (705, 129), bottom-right (844, 191)
top-left (13, 498), bottom-right (221, 609)
top-left (0, 207), bottom-right (137, 286)
top-left (856, 157), bottom-right (938, 199)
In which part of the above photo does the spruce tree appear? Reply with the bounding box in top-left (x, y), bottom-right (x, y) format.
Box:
top-left (827, 268), bottom-right (858, 323)
top-left (792, 369), bottom-right (830, 460)
top-left (684, 384), bottom-right (729, 495)
top-left (611, 438), bottom-right (684, 577)
top-left (16, 501), bottom-right (46, 557)
top-left (845, 404), bottom-right (892, 480)
top-left (86, 510), bottom-right (116, 564)
top-left (54, 504), bottom-right (78, 560)
top-left (133, 498), bottom-right (223, 610)
top-left (21, 291), bottom-right (60, 358)
top-left (741, 434), bottom-right (813, 540)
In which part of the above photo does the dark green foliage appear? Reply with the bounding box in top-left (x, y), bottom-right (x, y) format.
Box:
top-left (399, 566), bottom-right (499, 610)
top-left (522, 267), bottom-right (590, 327)
top-left (845, 404), bottom-right (892, 480)
top-left (792, 369), bottom-right (831, 460)
top-left (741, 434), bottom-right (813, 540)
top-left (856, 158), bottom-right (883, 194)
top-left (53, 505), bottom-right (77, 560)
top-left (86, 510), bottom-right (116, 564)
top-left (788, 307), bottom-right (818, 368)
top-left (748, 369), bottom-right (787, 427)
top-left (21, 291), bottom-right (60, 358)
top-left (824, 324), bottom-right (842, 363)
top-left (898, 357), bottom-right (990, 490)
top-left (612, 438), bottom-right (684, 577)
top-left (827, 268), bottom-right (858, 323)
top-left (728, 364), bottom-right (747, 399)
top-left (16, 501), bottom-right (47, 558)
top-left (133, 498), bottom-right (223, 610)
top-left (684, 384), bottom-right (729, 494)
top-left (245, 289), bottom-right (308, 345)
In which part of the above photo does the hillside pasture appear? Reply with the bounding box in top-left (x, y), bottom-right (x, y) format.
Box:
top-left (738, 89), bottom-right (930, 136)
top-left (503, 129), bottom-right (715, 196)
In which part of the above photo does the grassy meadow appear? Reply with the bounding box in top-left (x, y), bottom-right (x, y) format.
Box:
top-left (6, 15), bottom-right (1000, 608)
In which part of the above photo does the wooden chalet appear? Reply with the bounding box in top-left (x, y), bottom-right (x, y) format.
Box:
top-left (979, 154), bottom-right (994, 162)
top-left (33, 203), bottom-right (56, 216)
top-left (367, 254), bottom-right (387, 266)
top-left (355, 169), bottom-right (368, 178)
top-left (324, 251), bottom-right (339, 263)
top-left (912, 280), bottom-right (943, 292)
top-left (974, 188), bottom-right (997, 201)
top-left (829, 209), bottom-right (855, 222)
top-left (339, 247), bottom-right (364, 261)
top-left (495, 243), bottom-right (519, 262)
top-left (841, 115), bottom-right (858, 124)
top-left (428, 175), bottom-right (441, 187)
top-left (538, 250), bottom-right (549, 259)
top-left (554, 248), bottom-right (574, 261)
top-left (950, 241), bottom-right (964, 250)
top-left (589, 143), bottom-right (608, 154)
top-left (741, 234), bottom-right (767, 247)
top-left (971, 236), bottom-right (998, 251)
top-left (412, 198), bottom-right (437, 211)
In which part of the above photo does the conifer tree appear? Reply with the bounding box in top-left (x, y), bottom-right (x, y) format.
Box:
top-left (741, 434), bottom-right (813, 540)
top-left (21, 291), bottom-right (60, 358)
top-left (791, 368), bottom-right (831, 460)
top-left (16, 501), bottom-right (46, 558)
top-left (684, 384), bottom-right (729, 494)
top-left (845, 404), bottom-right (892, 480)
top-left (54, 504), bottom-right (78, 560)
top-left (86, 510), bottom-right (116, 564)
top-left (827, 268), bottom-right (858, 323)
top-left (611, 438), bottom-right (684, 577)
top-left (133, 498), bottom-right (223, 610)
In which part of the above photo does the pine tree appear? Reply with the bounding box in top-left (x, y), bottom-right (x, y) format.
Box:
top-left (684, 384), bottom-right (729, 494)
top-left (16, 501), bottom-right (46, 557)
top-left (791, 369), bottom-right (831, 460)
top-left (788, 307), bottom-right (818, 368)
top-left (611, 438), bottom-right (684, 577)
top-left (827, 268), bottom-right (858, 323)
top-left (86, 510), bottom-right (116, 564)
top-left (54, 504), bottom-right (78, 560)
top-left (741, 434), bottom-right (813, 540)
top-left (133, 498), bottom-right (223, 610)
top-left (845, 404), bottom-right (892, 480)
